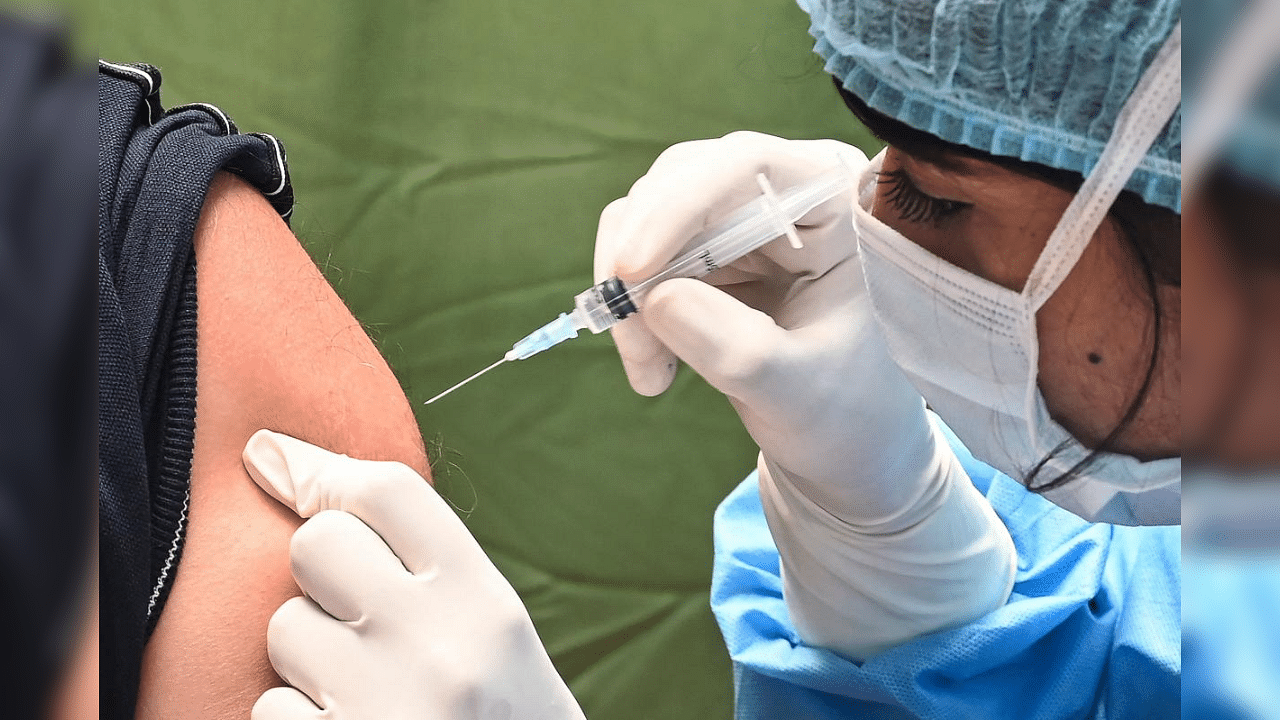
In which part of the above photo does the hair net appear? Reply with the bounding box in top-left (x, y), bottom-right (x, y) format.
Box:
top-left (1185, 0), bottom-right (1280, 193)
top-left (1223, 66), bottom-right (1280, 194)
top-left (796, 0), bottom-right (1182, 211)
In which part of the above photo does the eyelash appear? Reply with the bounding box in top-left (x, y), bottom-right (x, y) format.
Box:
top-left (876, 169), bottom-right (969, 226)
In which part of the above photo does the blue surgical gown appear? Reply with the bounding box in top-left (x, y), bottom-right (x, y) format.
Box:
top-left (1182, 476), bottom-right (1280, 720)
top-left (1183, 550), bottom-right (1280, 720)
top-left (710, 416), bottom-right (1181, 719)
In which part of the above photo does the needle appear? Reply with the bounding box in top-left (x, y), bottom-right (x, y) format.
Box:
top-left (424, 358), bottom-right (507, 405)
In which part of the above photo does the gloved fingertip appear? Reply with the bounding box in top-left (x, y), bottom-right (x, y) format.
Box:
top-left (244, 430), bottom-right (350, 518)
top-left (611, 320), bottom-right (679, 396)
top-left (252, 686), bottom-right (323, 720)
top-left (243, 429), bottom-right (301, 511)
top-left (624, 357), bottom-right (678, 396)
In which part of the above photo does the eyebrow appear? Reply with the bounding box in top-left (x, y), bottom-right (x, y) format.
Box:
top-left (897, 146), bottom-right (985, 177)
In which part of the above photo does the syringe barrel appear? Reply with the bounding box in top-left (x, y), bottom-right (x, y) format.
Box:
top-left (573, 277), bottom-right (636, 333)
top-left (575, 165), bottom-right (854, 335)
top-left (641, 166), bottom-right (851, 290)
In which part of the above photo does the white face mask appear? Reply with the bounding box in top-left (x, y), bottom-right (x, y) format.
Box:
top-left (851, 25), bottom-right (1183, 526)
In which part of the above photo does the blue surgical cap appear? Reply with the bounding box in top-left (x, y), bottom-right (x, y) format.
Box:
top-left (1185, 0), bottom-right (1280, 194)
top-left (797, 0), bottom-right (1182, 212)
top-left (1223, 70), bottom-right (1280, 193)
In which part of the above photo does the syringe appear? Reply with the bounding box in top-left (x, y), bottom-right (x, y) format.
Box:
top-left (424, 166), bottom-right (855, 404)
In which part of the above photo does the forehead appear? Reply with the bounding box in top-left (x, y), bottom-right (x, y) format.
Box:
top-left (892, 148), bottom-right (1070, 204)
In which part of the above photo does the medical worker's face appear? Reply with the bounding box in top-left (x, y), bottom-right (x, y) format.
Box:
top-left (1182, 190), bottom-right (1280, 467)
top-left (870, 147), bottom-right (1180, 461)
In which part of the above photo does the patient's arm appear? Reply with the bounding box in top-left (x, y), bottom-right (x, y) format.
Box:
top-left (135, 172), bottom-right (431, 718)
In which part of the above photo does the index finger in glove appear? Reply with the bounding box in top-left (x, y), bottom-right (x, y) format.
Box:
top-left (243, 429), bottom-right (476, 576)
top-left (593, 197), bottom-right (631, 284)
top-left (266, 595), bottom-right (352, 710)
top-left (611, 314), bottom-right (679, 396)
top-left (595, 197), bottom-right (680, 396)
top-left (641, 277), bottom-right (788, 404)
top-left (288, 509), bottom-right (411, 621)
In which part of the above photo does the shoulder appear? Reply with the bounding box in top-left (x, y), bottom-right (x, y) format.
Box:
top-left (193, 172), bottom-right (429, 474)
top-left (136, 172), bottom-right (429, 719)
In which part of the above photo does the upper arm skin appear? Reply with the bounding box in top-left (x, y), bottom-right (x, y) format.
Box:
top-left (135, 173), bottom-right (431, 718)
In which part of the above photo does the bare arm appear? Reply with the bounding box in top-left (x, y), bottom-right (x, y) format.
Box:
top-left (136, 173), bottom-right (430, 718)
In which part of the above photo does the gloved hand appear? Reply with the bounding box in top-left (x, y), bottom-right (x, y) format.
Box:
top-left (242, 430), bottom-right (586, 720)
top-left (597, 131), bottom-right (1016, 659)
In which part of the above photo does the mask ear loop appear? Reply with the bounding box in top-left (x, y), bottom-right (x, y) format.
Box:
top-left (1013, 24), bottom-right (1181, 465)
top-left (1022, 23), bottom-right (1181, 312)
top-left (1184, 0), bottom-right (1280, 193)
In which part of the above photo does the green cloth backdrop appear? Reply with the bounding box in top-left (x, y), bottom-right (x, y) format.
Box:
top-left (96, 2), bottom-right (879, 716)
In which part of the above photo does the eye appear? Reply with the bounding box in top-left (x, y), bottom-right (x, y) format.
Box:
top-left (876, 169), bottom-right (970, 226)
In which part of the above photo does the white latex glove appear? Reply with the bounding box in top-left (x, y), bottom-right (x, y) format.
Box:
top-left (598, 131), bottom-right (1016, 660)
top-left (241, 430), bottom-right (586, 720)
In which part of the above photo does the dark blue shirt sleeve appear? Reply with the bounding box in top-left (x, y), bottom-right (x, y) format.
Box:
top-left (97, 59), bottom-right (294, 720)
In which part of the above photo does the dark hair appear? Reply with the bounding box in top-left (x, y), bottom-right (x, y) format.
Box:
top-left (1189, 166), bottom-right (1280, 460)
top-left (1204, 166), bottom-right (1280, 268)
top-left (833, 78), bottom-right (1181, 493)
